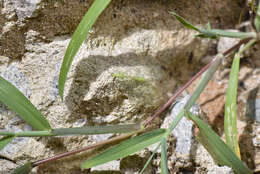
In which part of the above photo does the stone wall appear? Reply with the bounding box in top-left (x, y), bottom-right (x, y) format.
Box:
top-left (1, 0), bottom-right (259, 174)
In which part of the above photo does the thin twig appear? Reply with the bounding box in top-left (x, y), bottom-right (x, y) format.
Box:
top-left (33, 129), bottom-right (145, 167)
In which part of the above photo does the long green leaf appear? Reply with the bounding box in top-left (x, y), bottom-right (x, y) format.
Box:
top-left (58, 0), bottom-right (112, 99)
top-left (161, 138), bottom-right (169, 174)
top-left (139, 143), bottom-right (161, 174)
top-left (52, 123), bottom-right (141, 135)
top-left (0, 76), bottom-right (51, 130)
top-left (185, 111), bottom-right (252, 174)
top-left (169, 11), bottom-right (201, 32)
top-left (12, 162), bottom-right (33, 174)
top-left (81, 129), bottom-right (166, 169)
top-left (224, 53), bottom-right (240, 158)
top-left (0, 124), bottom-right (141, 137)
top-left (198, 29), bottom-right (256, 39)
top-left (0, 136), bottom-right (15, 150)
top-left (254, 1), bottom-right (260, 32)
top-left (170, 12), bottom-right (256, 39)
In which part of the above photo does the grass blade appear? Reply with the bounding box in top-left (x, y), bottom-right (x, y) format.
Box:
top-left (169, 11), bottom-right (200, 32)
top-left (58, 0), bottom-right (111, 99)
top-left (0, 76), bottom-right (51, 130)
top-left (170, 12), bottom-right (256, 39)
top-left (185, 110), bottom-right (252, 174)
top-left (0, 124), bottom-right (141, 137)
top-left (139, 143), bottom-right (161, 174)
top-left (254, 1), bottom-right (260, 32)
top-left (0, 136), bottom-right (15, 150)
top-left (198, 29), bottom-right (256, 39)
top-left (224, 53), bottom-right (241, 158)
top-left (12, 162), bottom-right (33, 174)
top-left (81, 129), bottom-right (166, 169)
top-left (52, 123), bottom-right (141, 135)
top-left (161, 138), bottom-right (169, 174)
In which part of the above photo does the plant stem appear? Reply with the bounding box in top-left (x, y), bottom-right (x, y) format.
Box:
top-left (143, 38), bottom-right (251, 127)
top-left (32, 128), bottom-right (146, 167)
top-left (0, 131), bottom-right (53, 137)
top-left (0, 124), bottom-right (141, 137)
top-left (238, 39), bottom-right (257, 54)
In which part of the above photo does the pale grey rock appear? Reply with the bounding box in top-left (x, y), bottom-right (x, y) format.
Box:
top-left (1, 65), bottom-right (31, 98)
top-left (0, 159), bottom-right (18, 174)
top-left (206, 166), bottom-right (234, 174)
top-left (90, 160), bottom-right (120, 172)
top-left (0, 128), bottom-right (29, 160)
top-left (156, 95), bottom-right (200, 172)
top-left (194, 143), bottom-right (234, 174)
top-left (11, 0), bottom-right (41, 20)
top-left (2, 0), bottom-right (17, 20)
top-left (160, 95), bottom-right (199, 155)
top-left (0, 64), bottom-right (33, 160)
top-left (88, 134), bottom-right (113, 142)
top-left (217, 30), bottom-right (240, 53)
top-left (0, 64), bottom-right (31, 123)
top-left (0, 1), bottom-right (247, 173)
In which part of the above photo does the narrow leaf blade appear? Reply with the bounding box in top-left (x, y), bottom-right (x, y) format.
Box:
top-left (81, 129), bottom-right (166, 169)
top-left (161, 138), bottom-right (169, 174)
top-left (58, 0), bottom-right (112, 99)
top-left (139, 143), bottom-right (161, 174)
top-left (254, 1), bottom-right (260, 32)
top-left (0, 76), bottom-right (51, 130)
top-left (224, 53), bottom-right (241, 158)
top-left (169, 11), bottom-right (201, 32)
top-left (185, 111), bottom-right (252, 174)
top-left (0, 136), bottom-right (15, 150)
top-left (198, 29), bottom-right (255, 39)
top-left (52, 123), bottom-right (141, 135)
top-left (12, 162), bottom-right (33, 174)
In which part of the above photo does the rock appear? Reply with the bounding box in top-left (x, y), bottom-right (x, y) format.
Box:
top-left (0, 159), bottom-right (18, 174)
top-left (0, 0), bottom-right (248, 173)
top-left (11, 0), bottom-right (41, 20)
top-left (159, 95), bottom-right (205, 173)
top-left (194, 143), bottom-right (234, 174)
top-left (1, 65), bottom-right (31, 98)
top-left (160, 95), bottom-right (199, 156)
top-left (0, 64), bottom-right (35, 163)
top-left (217, 31), bottom-right (240, 53)
top-left (90, 160), bottom-right (120, 172)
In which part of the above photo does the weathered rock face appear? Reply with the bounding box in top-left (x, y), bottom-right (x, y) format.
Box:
top-left (0, 0), bottom-right (256, 174)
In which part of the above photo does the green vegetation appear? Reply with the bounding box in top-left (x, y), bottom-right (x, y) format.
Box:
top-left (0, 0), bottom-right (258, 173)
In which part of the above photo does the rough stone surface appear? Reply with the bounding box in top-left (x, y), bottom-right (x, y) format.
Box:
top-left (194, 144), bottom-right (234, 174)
top-left (91, 160), bottom-right (120, 172)
top-left (0, 0), bottom-right (257, 174)
top-left (187, 34), bottom-right (260, 173)
top-left (158, 95), bottom-right (199, 173)
top-left (160, 95), bottom-right (199, 154)
top-left (14, 0), bottom-right (41, 20)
